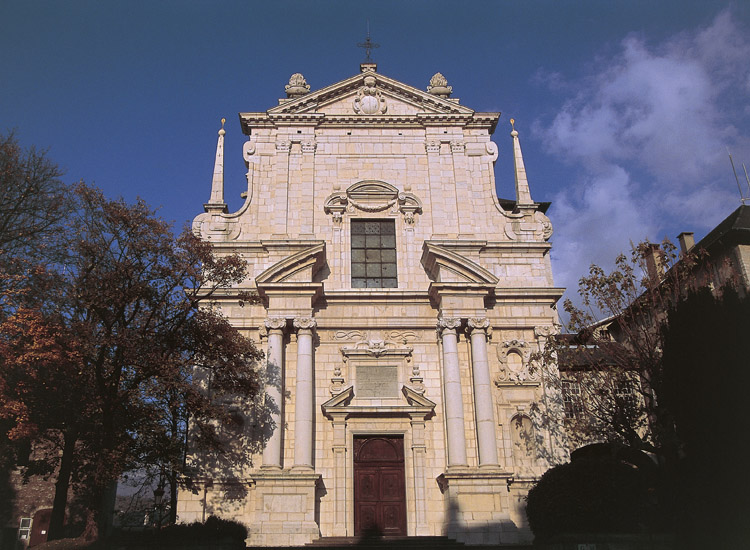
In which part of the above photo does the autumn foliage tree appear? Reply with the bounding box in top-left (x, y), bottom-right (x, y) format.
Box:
top-left (0, 181), bottom-right (262, 540)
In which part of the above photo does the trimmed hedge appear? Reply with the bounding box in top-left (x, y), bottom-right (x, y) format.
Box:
top-left (108, 516), bottom-right (247, 546)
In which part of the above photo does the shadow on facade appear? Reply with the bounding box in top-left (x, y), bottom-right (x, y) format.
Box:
top-left (442, 496), bottom-right (527, 547)
top-left (181, 359), bottom-right (280, 518)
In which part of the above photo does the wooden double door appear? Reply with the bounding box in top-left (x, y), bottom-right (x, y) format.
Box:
top-left (353, 436), bottom-right (407, 536)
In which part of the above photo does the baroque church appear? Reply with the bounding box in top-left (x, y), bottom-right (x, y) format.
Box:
top-left (179, 62), bottom-right (567, 546)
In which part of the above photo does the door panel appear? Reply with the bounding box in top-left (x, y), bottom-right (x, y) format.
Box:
top-left (353, 436), bottom-right (406, 536)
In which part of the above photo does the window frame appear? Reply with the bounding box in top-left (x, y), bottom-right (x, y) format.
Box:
top-left (350, 218), bottom-right (398, 289)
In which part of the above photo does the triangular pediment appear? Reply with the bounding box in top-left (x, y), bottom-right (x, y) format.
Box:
top-left (267, 71), bottom-right (475, 117)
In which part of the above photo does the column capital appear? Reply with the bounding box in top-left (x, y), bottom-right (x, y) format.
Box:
top-left (467, 317), bottom-right (491, 335)
top-left (437, 316), bottom-right (462, 336)
top-left (265, 316), bottom-right (288, 332)
top-left (293, 317), bottom-right (317, 332)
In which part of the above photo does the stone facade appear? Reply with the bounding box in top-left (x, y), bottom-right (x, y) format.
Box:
top-left (179, 64), bottom-right (567, 546)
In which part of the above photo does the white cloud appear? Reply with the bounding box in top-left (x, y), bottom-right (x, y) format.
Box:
top-left (536, 9), bottom-right (750, 313)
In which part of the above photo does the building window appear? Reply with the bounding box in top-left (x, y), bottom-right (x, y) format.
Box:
top-left (615, 379), bottom-right (638, 411)
top-left (18, 518), bottom-right (31, 541)
top-left (561, 379), bottom-right (584, 419)
top-left (351, 219), bottom-right (397, 288)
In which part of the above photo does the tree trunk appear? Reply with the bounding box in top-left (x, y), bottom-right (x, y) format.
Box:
top-left (47, 430), bottom-right (76, 540)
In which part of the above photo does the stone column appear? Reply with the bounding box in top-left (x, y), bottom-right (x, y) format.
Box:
top-left (438, 317), bottom-right (467, 467)
top-left (467, 317), bottom-right (499, 467)
top-left (262, 317), bottom-right (287, 469)
top-left (293, 317), bottom-right (316, 469)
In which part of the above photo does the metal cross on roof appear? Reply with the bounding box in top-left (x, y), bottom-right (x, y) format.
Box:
top-left (357, 23), bottom-right (379, 62)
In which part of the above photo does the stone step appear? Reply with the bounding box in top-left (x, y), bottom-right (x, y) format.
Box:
top-left (304, 535), bottom-right (466, 548)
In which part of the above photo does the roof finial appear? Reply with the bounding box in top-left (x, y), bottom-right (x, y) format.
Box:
top-left (205, 118), bottom-right (228, 213)
top-left (510, 119), bottom-right (534, 206)
top-left (358, 21), bottom-right (379, 72)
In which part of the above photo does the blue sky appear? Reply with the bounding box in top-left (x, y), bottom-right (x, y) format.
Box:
top-left (2, 1), bottom-right (749, 306)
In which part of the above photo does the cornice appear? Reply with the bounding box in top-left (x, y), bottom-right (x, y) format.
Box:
top-left (492, 287), bottom-right (566, 303)
top-left (239, 112), bottom-right (500, 133)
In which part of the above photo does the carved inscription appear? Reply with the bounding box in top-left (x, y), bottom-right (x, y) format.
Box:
top-left (356, 365), bottom-right (398, 398)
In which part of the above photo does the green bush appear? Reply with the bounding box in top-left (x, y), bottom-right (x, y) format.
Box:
top-left (526, 456), bottom-right (654, 540)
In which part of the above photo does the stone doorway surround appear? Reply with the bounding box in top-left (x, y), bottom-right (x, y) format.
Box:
top-left (321, 385), bottom-right (436, 537)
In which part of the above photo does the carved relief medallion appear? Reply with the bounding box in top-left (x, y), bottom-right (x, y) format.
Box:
top-left (353, 75), bottom-right (387, 115)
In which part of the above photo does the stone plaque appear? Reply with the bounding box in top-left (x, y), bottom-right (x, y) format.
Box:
top-left (356, 365), bottom-right (398, 398)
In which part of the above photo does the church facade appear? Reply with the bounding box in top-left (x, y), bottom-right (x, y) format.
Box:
top-left (179, 63), bottom-right (567, 546)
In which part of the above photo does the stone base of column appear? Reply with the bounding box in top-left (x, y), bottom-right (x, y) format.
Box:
top-left (437, 469), bottom-right (531, 546)
top-left (247, 470), bottom-right (321, 547)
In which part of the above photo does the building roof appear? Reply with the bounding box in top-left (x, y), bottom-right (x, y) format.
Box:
top-left (695, 205), bottom-right (750, 251)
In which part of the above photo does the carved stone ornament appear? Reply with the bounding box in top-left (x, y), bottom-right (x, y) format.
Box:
top-left (427, 72), bottom-right (452, 98)
top-left (301, 140), bottom-right (317, 154)
top-left (437, 317), bottom-right (462, 336)
top-left (330, 368), bottom-right (345, 396)
top-left (503, 210), bottom-right (554, 242)
top-left (467, 317), bottom-right (491, 337)
top-left (353, 75), bottom-right (387, 115)
top-left (264, 317), bottom-right (287, 332)
top-left (495, 339), bottom-right (539, 386)
top-left (293, 317), bottom-right (317, 332)
top-left (450, 140), bottom-right (465, 154)
top-left (466, 141), bottom-right (499, 162)
top-left (242, 140), bottom-right (257, 161)
top-left (534, 325), bottom-right (559, 339)
top-left (425, 141), bottom-right (441, 154)
top-left (340, 337), bottom-right (413, 359)
top-left (275, 140), bottom-right (291, 153)
top-left (285, 73), bottom-right (311, 98)
top-left (324, 181), bottom-right (422, 226)
top-left (338, 334), bottom-right (416, 395)
top-left (334, 330), bottom-right (367, 341)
